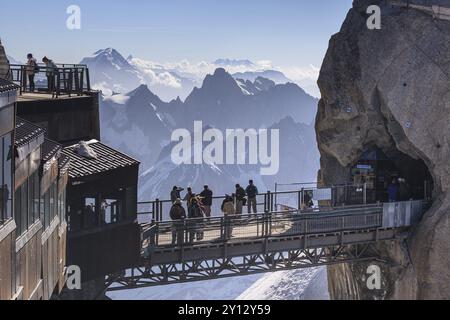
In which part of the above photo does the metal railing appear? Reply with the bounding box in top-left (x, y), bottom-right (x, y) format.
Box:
top-left (137, 184), bottom-right (371, 223)
top-left (143, 205), bottom-right (384, 249)
top-left (9, 63), bottom-right (91, 97)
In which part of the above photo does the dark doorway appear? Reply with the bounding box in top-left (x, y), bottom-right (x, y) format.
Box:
top-left (351, 147), bottom-right (433, 203)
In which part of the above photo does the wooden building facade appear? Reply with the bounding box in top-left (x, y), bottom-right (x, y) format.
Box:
top-left (2, 46), bottom-right (142, 298)
top-left (0, 80), bottom-right (68, 300)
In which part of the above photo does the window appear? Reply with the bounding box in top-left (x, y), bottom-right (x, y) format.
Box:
top-left (58, 188), bottom-right (66, 223)
top-left (50, 183), bottom-right (57, 221)
top-left (0, 133), bottom-right (13, 225)
top-left (44, 189), bottom-right (50, 228)
top-left (20, 182), bottom-right (28, 235)
top-left (27, 171), bottom-right (40, 224)
top-left (14, 169), bottom-right (41, 236)
top-left (102, 199), bottom-right (122, 225)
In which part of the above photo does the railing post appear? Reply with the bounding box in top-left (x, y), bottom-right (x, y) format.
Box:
top-left (264, 210), bottom-right (270, 238)
top-left (263, 192), bottom-right (267, 212)
top-left (274, 183), bottom-right (278, 210)
top-left (270, 192), bottom-right (274, 212)
top-left (55, 70), bottom-right (61, 98)
top-left (267, 191), bottom-right (272, 212)
top-left (151, 201), bottom-right (156, 223)
top-left (85, 67), bottom-right (91, 92)
top-left (80, 68), bottom-right (85, 95)
top-left (21, 66), bottom-right (26, 94)
top-left (155, 199), bottom-right (160, 222)
top-left (155, 224), bottom-right (159, 246)
top-left (363, 183), bottom-right (367, 205)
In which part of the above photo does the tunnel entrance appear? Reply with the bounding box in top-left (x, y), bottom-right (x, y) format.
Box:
top-left (351, 147), bottom-right (434, 204)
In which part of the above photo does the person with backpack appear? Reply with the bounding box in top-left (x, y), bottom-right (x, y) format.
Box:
top-left (245, 180), bottom-right (259, 214)
top-left (234, 184), bottom-right (246, 215)
top-left (42, 56), bottom-right (57, 92)
top-left (26, 54), bottom-right (38, 92)
top-left (170, 198), bottom-right (186, 246)
top-left (200, 185), bottom-right (213, 219)
top-left (221, 194), bottom-right (236, 238)
top-left (187, 196), bottom-right (204, 243)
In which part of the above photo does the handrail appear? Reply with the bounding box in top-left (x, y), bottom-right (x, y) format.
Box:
top-left (137, 184), bottom-right (376, 223)
top-left (141, 199), bottom-right (430, 250)
top-left (9, 63), bottom-right (91, 97)
top-left (142, 205), bottom-right (385, 250)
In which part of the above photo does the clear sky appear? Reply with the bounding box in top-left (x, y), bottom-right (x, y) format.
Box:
top-left (1, 0), bottom-right (352, 67)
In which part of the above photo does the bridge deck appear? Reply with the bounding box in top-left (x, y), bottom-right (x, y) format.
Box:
top-left (107, 201), bottom-right (426, 291)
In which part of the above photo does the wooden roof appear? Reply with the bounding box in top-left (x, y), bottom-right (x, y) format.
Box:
top-left (62, 140), bottom-right (140, 179)
top-left (0, 78), bottom-right (19, 93)
top-left (42, 139), bottom-right (62, 163)
top-left (15, 117), bottom-right (45, 147)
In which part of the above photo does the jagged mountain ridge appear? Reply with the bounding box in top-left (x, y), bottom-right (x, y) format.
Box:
top-left (100, 68), bottom-right (319, 200)
top-left (80, 48), bottom-right (300, 101)
top-left (138, 115), bottom-right (319, 202)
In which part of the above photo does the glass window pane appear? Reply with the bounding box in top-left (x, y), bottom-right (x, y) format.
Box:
top-left (34, 171), bottom-right (40, 222)
top-left (45, 191), bottom-right (50, 228)
top-left (28, 173), bottom-right (34, 226)
top-left (14, 189), bottom-right (21, 234)
top-left (5, 134), bottom-right (12, 221)
top-left (20, 182), bottom-right (28, 234)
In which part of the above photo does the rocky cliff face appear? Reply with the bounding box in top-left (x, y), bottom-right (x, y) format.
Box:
top-left (0, 40), bottom-right (11, 80)
top-left (316, 0), bottom-right (450, 299)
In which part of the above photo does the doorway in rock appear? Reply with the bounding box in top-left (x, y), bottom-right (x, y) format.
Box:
top-left (351, 147), bottom-right (433, 204)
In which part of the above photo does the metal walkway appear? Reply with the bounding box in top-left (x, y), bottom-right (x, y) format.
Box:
top-left (107, 199), bottom-right (427, 291)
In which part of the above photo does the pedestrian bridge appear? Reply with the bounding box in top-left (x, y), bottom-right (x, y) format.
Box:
top-left (107, 192), bottom-right (429, 291)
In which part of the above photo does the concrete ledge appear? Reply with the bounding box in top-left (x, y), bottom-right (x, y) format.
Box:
top-left (0, 219), bottom-right (16, 242)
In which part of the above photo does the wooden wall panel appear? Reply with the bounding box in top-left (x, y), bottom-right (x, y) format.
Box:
top-left (0, 233), bottom-right (14, 300)
top-left (42, 227), bottom-right (61, 300)
top-left (58, 226), bottom-right (67, 293)
top-left (16, 229), bottom-right (42, 300)
top-left (67, 221), bottom-right (140, 282)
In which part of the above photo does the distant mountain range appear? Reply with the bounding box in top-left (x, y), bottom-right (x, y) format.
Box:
top-left (99, 66), bottom-right (319, 201)
top-left (80, 48), bottom-right (318, 101)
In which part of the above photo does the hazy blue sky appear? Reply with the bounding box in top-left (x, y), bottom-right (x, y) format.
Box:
top-left (1, 0), bottom-right (352, 67)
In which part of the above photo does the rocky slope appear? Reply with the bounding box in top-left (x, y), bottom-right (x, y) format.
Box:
top-left (316, 0), bottom-right (450, 299)
top-left (0, 40), bottom-right (11, 80)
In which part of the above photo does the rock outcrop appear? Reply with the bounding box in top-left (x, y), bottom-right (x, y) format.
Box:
top-left (316, 0), bottom-right (450, 299)
top-left (0, 39), bottom-right (11, 80)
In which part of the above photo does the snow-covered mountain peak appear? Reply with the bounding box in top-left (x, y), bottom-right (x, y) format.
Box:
top-left (236, 77), bottom-right (276, 95)
top-left (82, 48), bottom-right (135, 71)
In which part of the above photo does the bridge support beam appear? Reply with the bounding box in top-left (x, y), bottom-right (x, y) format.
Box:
top-left (107, 243), bottom-right (381, 291)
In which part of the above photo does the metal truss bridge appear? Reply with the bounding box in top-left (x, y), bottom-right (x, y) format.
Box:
top-left (107, 195), bottom-right (427, 291)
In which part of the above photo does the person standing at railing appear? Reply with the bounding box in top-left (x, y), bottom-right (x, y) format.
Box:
top-left (302, 190), bottom-right (314, 210)
top-left (200, 185), bottom-right (213, 219)
top-left (170, 198), bottom-right (186, 246)
top-left (187, 196), bottom-right (204, 243)
top-left (171, 186), bottom-right (184, 203)
top-left (183, 187), bottom-right (194, 207)
top-left (42, 56), bottom-right (57, 92)
top-left (246, 180), bottom-right (259, 214)
top-left (387, 178), bottom-right (399, 202)
top-left (234, 184), bottom-right (246, 215)
top-left (221, 194), bottom-right (235, 238)
top-left (26, 54), bottom-right (37, 92)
